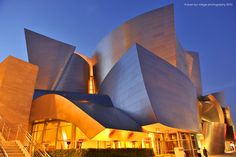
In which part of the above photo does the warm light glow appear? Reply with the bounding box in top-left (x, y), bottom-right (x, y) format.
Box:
top-left (148, 133), bottom-right (157, 154)
top-left (62, 131), bottom-right (67, 148)
top-left (74, 51), bottom-right (97, 94)
top-left (88, 75), bottom-right (96, 94)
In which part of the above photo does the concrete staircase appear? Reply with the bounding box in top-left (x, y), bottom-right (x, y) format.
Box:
top-left (0, 132), bottom-right (30, 157)
top-left (0, 118), bottom-right (50, 157)
top-left (0, 141), bottom-right (26, 157)
top-left (0, 151), bottom-right (5, 157)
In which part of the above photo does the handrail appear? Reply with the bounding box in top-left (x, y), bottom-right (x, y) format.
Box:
top-left (0, 116), bottom-right (51, 157)
top-left (16, 125), bottom-right (51, 157)
top-left (0, 142), bottom-right (9, 157)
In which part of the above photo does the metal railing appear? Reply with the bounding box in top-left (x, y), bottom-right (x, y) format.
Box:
top-left (0, 116), bottom-right (50, 157)
top-left (0, 142), bottom-right (8, 157)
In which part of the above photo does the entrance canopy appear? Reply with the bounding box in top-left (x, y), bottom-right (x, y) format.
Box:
top-left (30, 90), bottom-right (142, 140)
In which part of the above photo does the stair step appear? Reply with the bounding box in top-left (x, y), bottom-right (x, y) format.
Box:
top-left (2, 147), bottom-right (21, 150)
top-left (2, 144), bottom-right (18, 148)
top-left (1, 140), bottom-right (27, 157)
top-left (6, 152), bottom-right (24, 155)
top-left (3, 149), bottom-right (22, 153)
top-left (2, 144), bottom-right (19, 147)
top-left (2, 145), bottom-right (19, 147)
top-left (2, 142), bottom-right (17, 144)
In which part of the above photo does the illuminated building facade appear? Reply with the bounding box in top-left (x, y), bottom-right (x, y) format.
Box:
top-left (0, 4), bottom-right (235, 156)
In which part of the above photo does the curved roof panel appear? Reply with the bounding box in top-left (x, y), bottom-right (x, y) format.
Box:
top-left (99, 44), bottom-right (199, 131)
top-left (25, 29), bottom-right (89, 93)
top-left (32, 90), bottom-right (142, 132)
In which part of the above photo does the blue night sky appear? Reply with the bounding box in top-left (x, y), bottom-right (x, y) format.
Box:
top-left (0, 0), bottom-right (236, 123)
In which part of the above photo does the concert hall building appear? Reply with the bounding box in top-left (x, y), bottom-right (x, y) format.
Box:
top-left (0, 4), bottom-right (235, 156)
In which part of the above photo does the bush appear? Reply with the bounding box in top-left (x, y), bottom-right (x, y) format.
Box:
top-left (48, 148), bottom-right (154, 157)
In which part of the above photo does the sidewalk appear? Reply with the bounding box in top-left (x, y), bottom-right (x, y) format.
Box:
top-left (209, 151), bottom-right (236, 157)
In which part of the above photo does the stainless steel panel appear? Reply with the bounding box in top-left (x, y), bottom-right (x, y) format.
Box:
top-left (94, 4), bottom-right (178, 85)
top-left (99, 44), bottom-right (157, 125)
top-left (200, 95), bottom-right (225, 123)
top-left (32, 90), bottom-right (142, 131)
top-left (25, 29), bottom-right (89, 93)
top-left (138, 45), bottom-right (198, 131)
top-left (185, 51), bottom-right (202, 96)
top-left (202, 122), bottom-right (225, 155)
top-left (99, 44), bottom-right (199, 131)
top-left (56, 53), bottom-right (89, 93)
top-left (94, 4), bottom-right (202, 100)
top-left (25, 29), bottom-right (75, 90)
top-left (222, 106), bottom-right (235, 140)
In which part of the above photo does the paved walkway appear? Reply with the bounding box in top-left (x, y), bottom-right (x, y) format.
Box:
top-left (209, 152), bottom-right (236, 157)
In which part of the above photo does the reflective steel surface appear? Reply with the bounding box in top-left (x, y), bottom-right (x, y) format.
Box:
top-left (185, 51), bottom-right (202, 95)
top-left (25, 29), bottom-right (89, 93)
top-left (56, 53), bottom-right (89, 92)
top-left (94, 4), bottom-right (202, 95)
top-left (94, 4), bottom-right (177, 85)
top-left (99, 44), bottom-right (199, 131)
top-left (223, 106), bottom-right (235, 140)
top-left (32, 90), bottom-right (142, 132)
top-left (200, 94), bottom-right (225, 123)
top-left (202, 122), bottom-right (225, 155)
top-left (30, 94), bottom-right (104, 138)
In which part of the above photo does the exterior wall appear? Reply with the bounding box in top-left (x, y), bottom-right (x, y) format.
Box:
top-left (185, 51), bottom-right (202, 96)
top-left (200, 95), bottom-right (225, 123)
top-left (25, 29), bottom-right (75, 90)
top-left (0, 56), bottom-right (38, 131)
top-left (176, 40), bottom-right (188, 75)
top-left (75, 52), bottom-right (97, 93)
top-left (223, 106), bottom-right (235, 140)
top-left (56, 53), bottom-right (89, 92)
top-left (202, 122), bottom-right (225, 155)
top-left (25, 29), bottom-right (89, 93)
top-left (94, 4), bottom-right (202, 98)
top-left (100, 45), bottom-right (157, 125)
top-left (138, 45), bottom-right (198, 131)
top-left (100, 44), bottom-right (199, 131)
top-left (30, 94), bottom-right (104, 138)
top-left (94, 4), bottom-right (178, 85)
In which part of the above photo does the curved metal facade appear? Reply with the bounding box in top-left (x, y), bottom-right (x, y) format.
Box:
top-left (32, 90), bottom-right (142, 132)
top-left (185, 51), bottom-right (202, 95)
top-left (30, 94), bottom-right (104, 138)
top-left (30, 92), bottom-right (143, 139)
top-left (25, 29), bottom-right (89, 93)
top-left (55, 53), bottom-right (89, 92)
top-left (94, 5), bottom-right (202, 95)
top-left (94, 4), bottom-right (177, 85)
top-left (99, 44), bottom-right (199, 131)
top-left (202, 122), bottom-right (225, 155)
top-left (200, 94), bottom-right (225, 123)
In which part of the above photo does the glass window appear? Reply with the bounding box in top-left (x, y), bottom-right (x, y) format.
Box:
top-left (33, 131), bottom-right (43, 143)
top-left (57, 125), bottom-right (72, 141)
top-left (59, 121), bottom-right (71, 127)
top-left (45, 121), bottom-right (58, 130)
top-left (32, 120), bottom-right (88, 150)
top-left (76, 127), bottom-right (86, 140)
top-left (44, 129), bottom-right (57, 143)
top-left (33, 123), bottom-right (44, 132)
